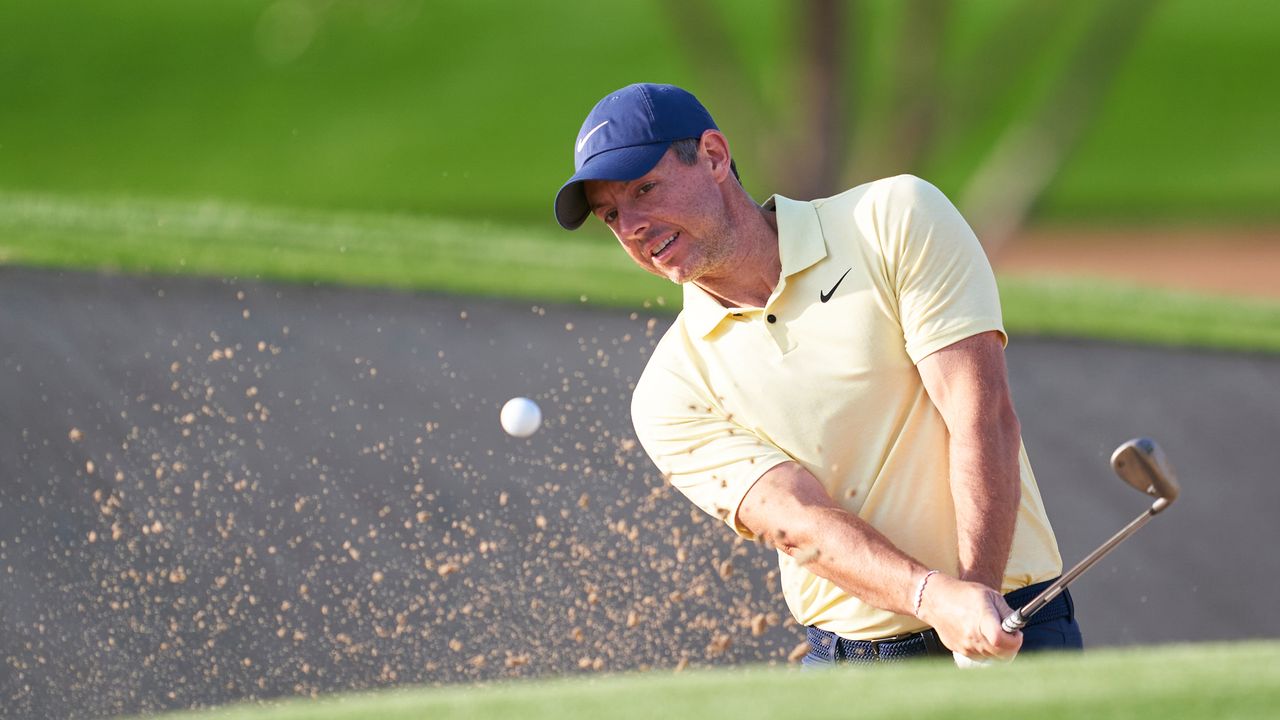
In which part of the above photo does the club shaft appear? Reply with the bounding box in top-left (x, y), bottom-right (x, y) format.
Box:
top-left (1002, 500), bottom-right (1167, 633)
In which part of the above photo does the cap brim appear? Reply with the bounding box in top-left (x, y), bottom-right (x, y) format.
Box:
top-left (554, 142), bottom-right (670, 230)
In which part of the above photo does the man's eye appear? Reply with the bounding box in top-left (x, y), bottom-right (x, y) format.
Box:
top-left (638, 182), bottom-right (655, 195)
top-left (604, 210), bottom-right (617, 223)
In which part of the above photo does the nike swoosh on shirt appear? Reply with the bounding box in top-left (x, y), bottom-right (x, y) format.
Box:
top-left (576, 121), bottom-right (609, 153)
top-left (820, 268), bottom-right (851, 303)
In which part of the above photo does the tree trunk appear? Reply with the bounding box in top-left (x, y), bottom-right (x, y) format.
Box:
top-left (786, 0), bottom-right (848, 200)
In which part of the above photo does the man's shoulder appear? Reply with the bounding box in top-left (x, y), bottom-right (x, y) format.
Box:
top-left (802, 174), bottom-right (956, 242)
top-left (634, 312), bottom-right (692, 385)
top-left (813, 174), bottom-right (942, 210)
top-left (630, 311), bottom-right (705, 418)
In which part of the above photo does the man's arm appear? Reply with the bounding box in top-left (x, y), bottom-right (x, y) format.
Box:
top-left (915, 330), bottom-right (1023, 590)
top-left (737, 461), bottom-right (1021, 660)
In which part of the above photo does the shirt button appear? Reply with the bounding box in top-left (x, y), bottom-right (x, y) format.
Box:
top-left (767, 314), bottom-right (777, 323)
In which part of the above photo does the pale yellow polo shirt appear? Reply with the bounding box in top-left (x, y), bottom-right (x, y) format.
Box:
top-left (630, 175), bottom-right (1062, 640)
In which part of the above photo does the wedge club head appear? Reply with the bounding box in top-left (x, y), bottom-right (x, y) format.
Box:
top-left (1111, 437), bottom-right (1180, 510)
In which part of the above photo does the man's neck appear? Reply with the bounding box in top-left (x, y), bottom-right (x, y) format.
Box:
top-left (694, 203), bottom-right (781, 309)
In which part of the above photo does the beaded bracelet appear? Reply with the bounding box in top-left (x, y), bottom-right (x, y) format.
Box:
top-left (913, 569), bottom-right (940, 617)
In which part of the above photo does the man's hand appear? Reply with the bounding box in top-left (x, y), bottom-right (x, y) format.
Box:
top-left (916, 572), bottom-right (1022, 661)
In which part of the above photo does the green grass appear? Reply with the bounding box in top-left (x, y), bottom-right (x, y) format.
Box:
top-left (2, 0), bottom-right (1277, 223)
top-left (1000, 276), bottom-right (1280, 353)
top-left (129, 641), bottom-right (1280, 719)
top-left (0, 189), bottom-right (680, 309)
top-left (4, 190), bottom-right (1279, 353)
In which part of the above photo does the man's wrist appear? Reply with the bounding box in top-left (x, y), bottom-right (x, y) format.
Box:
top-left (958, 567), bottom-right (1003, 591)
top-left (912, 569), bottom-right (940, 619)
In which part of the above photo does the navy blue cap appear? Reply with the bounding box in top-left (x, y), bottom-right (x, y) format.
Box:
top-left (554, 83), bottom-right (718, 230)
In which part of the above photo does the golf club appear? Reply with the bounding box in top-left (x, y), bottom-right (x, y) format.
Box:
top-left (1001, 437), bottom-right (1181, 633)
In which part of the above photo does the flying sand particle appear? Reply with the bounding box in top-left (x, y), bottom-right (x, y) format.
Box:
top-left (788, 641), bottom-right (810, 663)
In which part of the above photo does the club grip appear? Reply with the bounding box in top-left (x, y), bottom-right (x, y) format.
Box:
top-left (1002, 610), bottom-right (1026, 634)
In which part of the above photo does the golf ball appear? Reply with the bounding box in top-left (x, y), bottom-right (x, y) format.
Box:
top-left (500, 397), bottom-right (542, 438)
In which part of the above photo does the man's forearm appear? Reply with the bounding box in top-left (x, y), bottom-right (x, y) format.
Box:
top-left (774, 505), bottom-right (930, 617)
top-left (916, 332), bottom-right (1026, 592)
top-left (786, 507), bottom-right (1023, 660)
top-left (949, 422), bottom-right (1022, 590)
top-left (738, 461), bottom-right (1024, 657)
top-left (739, 462), bottom-right (932, 616)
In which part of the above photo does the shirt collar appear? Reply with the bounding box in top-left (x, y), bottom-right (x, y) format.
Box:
top-left (682, 195), bottom-right (828, 338)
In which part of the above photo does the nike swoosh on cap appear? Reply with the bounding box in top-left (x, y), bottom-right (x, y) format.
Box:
top-left (576, 120), bottom-right (609, 154)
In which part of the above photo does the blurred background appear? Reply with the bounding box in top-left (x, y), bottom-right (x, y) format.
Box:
top-left (4, 0), bottom-right (1278, 231)
top-left (2, 2), bottom-right (1279, 719)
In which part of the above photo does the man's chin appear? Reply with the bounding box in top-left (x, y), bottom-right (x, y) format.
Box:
top-left (644, 257), bottom-right (701, 285)
top-left (657, 263), bottom-right (699, 285)
top-left (645, 266), bottom-right (682, 284)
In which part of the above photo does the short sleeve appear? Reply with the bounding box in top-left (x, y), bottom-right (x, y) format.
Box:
top-left (877, 175), bottom-right (1006, 364)
top-left (630, 362), bottom-right (793, 539)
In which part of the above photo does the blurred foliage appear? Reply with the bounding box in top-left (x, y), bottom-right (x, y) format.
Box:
top-left (1, 0), bottom-right (1277, 226)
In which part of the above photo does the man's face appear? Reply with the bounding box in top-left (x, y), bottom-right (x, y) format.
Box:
top-left (583, 146), bottom-right (732, 285)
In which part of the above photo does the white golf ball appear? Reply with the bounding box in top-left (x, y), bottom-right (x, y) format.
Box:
top-left (500, 397), bottom-right (542, 438)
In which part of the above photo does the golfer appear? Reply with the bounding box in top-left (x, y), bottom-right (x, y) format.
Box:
top-left (553, 83), bottom-right (1083, 665)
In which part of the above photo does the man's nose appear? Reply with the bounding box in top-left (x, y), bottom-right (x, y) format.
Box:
top-left (617, 209), bottom-right (650, 242)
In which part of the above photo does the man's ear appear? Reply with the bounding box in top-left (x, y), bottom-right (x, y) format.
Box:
top-left (699, 130), bottom-right (732, 182)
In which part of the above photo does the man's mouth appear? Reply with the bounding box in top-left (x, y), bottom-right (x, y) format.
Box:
top-left (651, 233), bottom-right (679, 258)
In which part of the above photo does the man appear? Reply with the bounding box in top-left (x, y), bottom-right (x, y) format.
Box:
top-left (553, 83), bottom-right (1083, 665)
